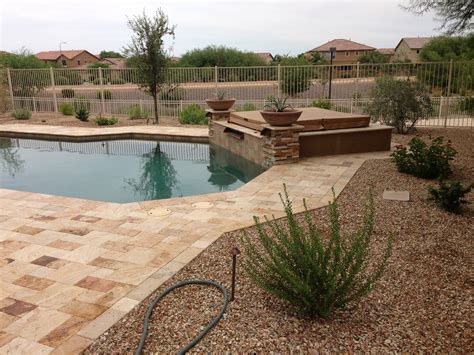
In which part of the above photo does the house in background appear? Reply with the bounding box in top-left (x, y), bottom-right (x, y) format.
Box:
top-left (254, 52), bottom-right (274, 64)
top-left (393, 37), bottom-right (432, 62)
top-left (376, 48), bottom-right (395, 62)
top-left (306, 39), bottom-right (375, 64)
top-left (35, 50), bottom-right (100, 68)
top-left (100, 57), bottom-right (126, 69)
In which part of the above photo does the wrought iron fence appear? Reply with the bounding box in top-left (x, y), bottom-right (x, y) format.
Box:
top-left (3, 61), bottom-right (473, 127)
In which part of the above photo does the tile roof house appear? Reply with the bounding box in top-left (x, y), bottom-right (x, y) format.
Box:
top-left (394, 37), bottom-right (432, 62)
top-left (306, 39), bottom-right (375, 64)
top-left (254, 52), bottom-right (274, 64)
top-left (376, 48), bottom-right (395, 61)
top-left (35, 50), bottom-right (100, 68)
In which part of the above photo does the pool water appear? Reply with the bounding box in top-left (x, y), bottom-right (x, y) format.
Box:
top-left (0, 138), bottom-right (265, 203)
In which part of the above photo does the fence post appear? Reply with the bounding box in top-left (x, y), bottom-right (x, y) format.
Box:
top-left (49, 67), bottom-right (58, 113)
top-left (6, 68), bottom-right (14, 110)
top-left (444, 59), bottom-right (453, 128)
top-left (214, 65), bottom-right (218, 96)
top-left (179, 99), bottom-right (183, 116)
top-left (438, 96), bottom-right (443, 123)
top-left (99, 68), bottom-right (105, 115)
top-left (33, 98), bottom-right (37, 113)
top-left (353, 61), bottom-right (360, 113)
top-left (277, 64), bottom-right (281, 96)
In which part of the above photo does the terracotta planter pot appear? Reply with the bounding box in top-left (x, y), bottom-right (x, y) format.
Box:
top-left (205, 99), bottom-right (236, 111)
top-left (259, 110), bottom-right (302, 126)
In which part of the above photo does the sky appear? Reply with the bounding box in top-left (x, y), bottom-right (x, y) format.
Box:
top-left (0, 0), bottom-right (440, 56)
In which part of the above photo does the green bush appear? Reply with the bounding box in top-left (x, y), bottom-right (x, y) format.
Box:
top-left (310, 99), bottom-right (331, 109)
top-left (179, 104), bottom-right (207, 125)
top-left (241, 185), bottom-right (392, 318)
top-left (97, 90), bottom-right (112, 100)
top-left (12, 108), bottom-right (32, 120)
top-left (61, 88), bottom-right (75, 98)
top-left (428, 180), bottom-right (472, 214)
top-left (365, 77), bottom-right (433, 134)
top-left (127, 105), bottom-right (148, 120)
top-left (110, 77), bottom-right (126, 85)
top-left (237, 102), bottom-right (257, 111)
top-left (391, 136), bottom-right (456, 179)
top-left (59, 102), bottom-right (74, 116)
top-left (95, 116), bottom-right (118, 126)
top-left (75, 104), bottom-right (90, 122)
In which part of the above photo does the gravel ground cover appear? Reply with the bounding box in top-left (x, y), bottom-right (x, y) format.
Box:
top-left (0, 112), bottom-right (201, 128)
top-left (87, 128), bottom-right (473, 353)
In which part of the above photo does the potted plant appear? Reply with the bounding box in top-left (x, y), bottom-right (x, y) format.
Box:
top-left (205, 91), bottom-right (236, 111)
top-left (260, 96), bottom-right (302, 126)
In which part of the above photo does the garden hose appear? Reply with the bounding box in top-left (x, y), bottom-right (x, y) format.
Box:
top-left (135, 279), bottom-right (229, 355)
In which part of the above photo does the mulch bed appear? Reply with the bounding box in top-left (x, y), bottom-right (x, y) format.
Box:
top-left (87, 128), bottom-right (473, 353)
top-left (0, 112), bottom-right (203, 128)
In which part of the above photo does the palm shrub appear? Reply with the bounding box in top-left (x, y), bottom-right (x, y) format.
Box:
top-left (75, 104), bottom-right (90, 122)
top-left (428, 179), bottom-right (472, 213)
top-left (241, 185), bottom-right (393, 318)
top-left (95, 115), bottom-right (118, 126)
top-left (391, 136), bottom-right (456, 179)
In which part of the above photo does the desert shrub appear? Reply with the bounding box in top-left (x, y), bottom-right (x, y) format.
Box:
top-left (59, 102), bottom-right (74, 116)
top-left (365, 77), bottom-right (433, 134)
top-left (391, 136), bottom-right (456, 179)
top-left (428, 179), bottom-right (472, 213)
top-left (457, 96), bottom-right (474, 116)
top-left (310, 99), bottom-right (331, 109)
top-left (237, 102), bottom-right (257, 111)
top-left (97, 90), bottom-right (112, 100)
top-left (127, 104), bottom-right (148, 120)
top-left (179, 104), bottom-right (207, 125)
top-left (242, 185), bottom-right (392, 318)
top-left (12, 108), bottom-right (31, 120)
top-left (75, 104), bottom-right (90, 122)
top-left (61, 88), bottom-right (75, 98)
top-left (279, 56), bottom-right (312, 97)
top-left (95, 116), bottom-right (118, 126)
top-left (159, 85), bottom-right (184, 101)
top-left (110, 77), bottom-right (126, 85)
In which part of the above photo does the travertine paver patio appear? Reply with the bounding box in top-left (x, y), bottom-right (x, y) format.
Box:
top-left (0, 125), bottom-right (391, 354)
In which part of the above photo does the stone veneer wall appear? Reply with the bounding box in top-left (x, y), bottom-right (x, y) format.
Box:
top-left (261, 125), bottom-right (303, 168)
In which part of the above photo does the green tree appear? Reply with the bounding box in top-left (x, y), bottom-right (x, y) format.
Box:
top-left (402, 0), bottom-right (473, 34)
top-left (418, 34), bottom-right (474, 95)
top-left (88, 62), bottom-right (110, 69)
top-left (179, 45), bottom-right (266, 67)
top-left (365, 76), bottom-right (433, 134)
top-left (359, 51), bottom-right (389, 64)
top-left (126, 142), bottom-right (178, 199)
top-left (124, 9), bottom-right (175, 124)
top-left (309, 52), bottom-right (328, 65)
top-left (277, 55), bottom-right (312, 97)
top-left (99, 50), bottom-right (123, 58)
top-left (0, 48), bottom-right (52, 69)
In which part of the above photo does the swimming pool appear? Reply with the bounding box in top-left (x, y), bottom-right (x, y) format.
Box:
top-left (0, 137), bottom-right (265, 203)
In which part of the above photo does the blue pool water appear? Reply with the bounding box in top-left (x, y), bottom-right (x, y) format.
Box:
top-left (0, 138), bottom-right (264, 203)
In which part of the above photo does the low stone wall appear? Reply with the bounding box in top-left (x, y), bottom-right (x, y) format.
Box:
top-left (261, 124), bottom-right (303, 168)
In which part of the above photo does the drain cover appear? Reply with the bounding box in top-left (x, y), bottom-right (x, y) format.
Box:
top-left (192, 202), bottom-right (214, 209)
top-left (147, 208), bottom-right (172, 216)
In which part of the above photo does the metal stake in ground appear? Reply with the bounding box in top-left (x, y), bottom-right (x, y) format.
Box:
top-left (231, 247), bottom-right (240, 301)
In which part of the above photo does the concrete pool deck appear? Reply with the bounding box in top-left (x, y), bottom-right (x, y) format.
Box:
top-left (0, 124), bottom-right (391, 354)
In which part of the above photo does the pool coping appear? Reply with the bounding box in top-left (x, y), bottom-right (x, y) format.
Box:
top-left (0, 124), bottom-right (209, 144)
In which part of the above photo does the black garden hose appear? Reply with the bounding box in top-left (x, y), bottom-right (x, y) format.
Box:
top-left (135, 279), bottom-right (229, 355)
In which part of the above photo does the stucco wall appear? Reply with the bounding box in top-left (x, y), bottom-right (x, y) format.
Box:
top-left (394, 41), bottom-right (419, 62)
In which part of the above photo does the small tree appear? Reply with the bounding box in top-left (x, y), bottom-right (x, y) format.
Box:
top-left (242, 185), bottom-right (392, 318)
top-left (359, 51), bottom-right (389, 64)
top-left (277, 55), bottom-right (312, 97)
top-left (365, 76), bottom-right (432, 134)
top-left (125, 9), bottom-right (175, 124)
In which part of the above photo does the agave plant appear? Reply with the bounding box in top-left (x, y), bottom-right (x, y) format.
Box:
top-left (264, 96), bottom-right (292, 112)
top-left (216, 91), bottom-right (227, 100)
